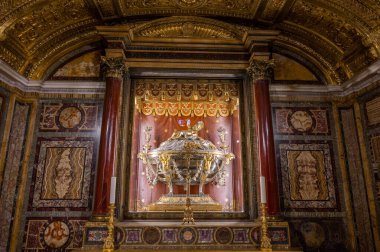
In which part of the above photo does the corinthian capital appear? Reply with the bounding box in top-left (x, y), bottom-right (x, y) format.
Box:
top-left (101, 56), bottom-right (127, 78)
top-left (246, 59), bottom-right (275, 80)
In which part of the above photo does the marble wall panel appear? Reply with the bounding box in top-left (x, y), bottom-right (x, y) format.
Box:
top-left (365, 96), bottom-right (380, 127)
top-left (278, 142), bottom-right (338, 210)
top-left (29, 137), bottom-right (97, 211)
top-left (23, 218), bottom-right (87, 251)
top-left (273, 107), bottom-right (330, 135)
top-left (288, 219), bottom-right (348, 251)
top-left (340, 107), bottom-right (374, 251)
top-left (39, 103), bottom-right (100, 132)
top-left (0, 102), bottom-right (30, 251)
top-left (0, 89), bottom-right (9, 155)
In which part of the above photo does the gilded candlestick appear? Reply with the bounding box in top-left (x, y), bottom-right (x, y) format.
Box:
top-left (260, 203), bottom-right (272, 251)
top-left (102, 204), bottom-right (115, 252)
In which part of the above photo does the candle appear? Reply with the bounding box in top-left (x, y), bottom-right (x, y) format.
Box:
top-left (110, 176), bottom-right (117, 204)
top-left (260, 176), bottom-right (267, 204)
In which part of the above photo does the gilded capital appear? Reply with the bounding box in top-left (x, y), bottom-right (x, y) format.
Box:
top-left (246, 59), bottom-right (275, 80)
top-left (101, 56), bottom-right (127, 78)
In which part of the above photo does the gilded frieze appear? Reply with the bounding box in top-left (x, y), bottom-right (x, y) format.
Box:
top-left (120, 0), bottom-right (253, 18)
top-left (6, 0), bottom-right (93, 50)
top-left (287, 1), bottom-right (363, 51)
top-left (134, 79), bottom-right (239, 117)
top-left (259, 0), bottom-right (287, 22)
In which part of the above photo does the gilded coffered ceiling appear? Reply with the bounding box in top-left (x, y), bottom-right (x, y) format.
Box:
top-left (0, 0), bottom-right (379, 83)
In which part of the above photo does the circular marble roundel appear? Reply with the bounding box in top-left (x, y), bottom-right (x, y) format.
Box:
top-left (215, 227), bottom-right (233, 244)
top-left (250, 226), bottom-right (261, 245)
top-left (289, 110), bottom-right (313, 132)
top-left (58, 107), bottom-right (82, 129)
top-left (43, 221), bottom-right (71, 248)
top-left (300, 222), bottom-right (326, 248)
top-left (142, 227), bottom-right (161, 245)
top-left (179, 227), bottom-right (197, 244)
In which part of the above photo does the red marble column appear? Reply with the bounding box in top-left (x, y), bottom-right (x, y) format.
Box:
top-left (247, 59), bottom-right (280, 216)
top-left (93, 57), bottom-right (126, 216)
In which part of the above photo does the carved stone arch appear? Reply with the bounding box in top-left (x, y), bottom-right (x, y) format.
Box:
top-left (132, 16), bottom-right (245, 40)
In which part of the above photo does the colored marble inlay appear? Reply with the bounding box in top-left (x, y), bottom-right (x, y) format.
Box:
top-left (161, 228), bottom-right (178, 244)
top-left (41, 221), bottom-right (72, 249)
top-left (197, 228), bottom-right (214, 244)
top-left (269, 227), bottom-right (289, 245)
top-left (215, 227), bottom-right (233, 244)
top-left (366, 96), bottom-right (380, 126)
top-left (125, 229), bottom-right (142, 244)
top-left (24, 218), bottom-right (87, 250)
top-left (274, 107), bottom-right (329, 135)
top-left (179, 227), bottom-right (196, 245)
top-left (39, 103), bottom-right (99, 132)
top-left (86, 228), bottom-right (107, 244)
top-left (371, 135), bottom-right (380, 162)
top-left (30, 137), bottom-right (96, 210)
top-left (279, 142), bottom-right (337, 209)
top-left (232, 228), bottom-right (250, 243)
top-left (25, 220), bottom-right (47, 249)
top-left (0, 102), bottom-right (30, 250)
top-left (41, 147), bottom-right (86, 200)
top-left (142, 227), bottom-right (160, 245)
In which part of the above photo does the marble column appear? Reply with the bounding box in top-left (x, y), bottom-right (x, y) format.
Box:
top-left (247, 59), bottom-right (280, 216)
top-left (93, 56), bottom-right (126, 216)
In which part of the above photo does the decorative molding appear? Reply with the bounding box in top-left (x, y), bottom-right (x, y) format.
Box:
top-left (0, 58), bottom-right (379, 96)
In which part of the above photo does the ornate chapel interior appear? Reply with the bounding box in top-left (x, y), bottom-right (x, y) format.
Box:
top-left (0, 0), bottom-right (380, 251)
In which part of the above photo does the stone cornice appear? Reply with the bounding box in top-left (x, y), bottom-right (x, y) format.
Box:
top-left (0, 59), bottom-right (379, 96)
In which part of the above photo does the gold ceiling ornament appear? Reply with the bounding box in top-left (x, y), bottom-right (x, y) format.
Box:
top-left (134, 79), bottom-right (239, 117)
top-left (120, 0), bottom-right (252, 17)
top-left (175, 0), bottom-right (207, 8)
top-left (0, 0), bottom-right (379, 81)
top-left (137, 121), bottom-right (235, 211)
top-left (6, 0), bottom-right (92, 50)
top-left (247, 59), bottom-right (275, 80)
top-left (101, 56), bottom-right (127, 79)
top-left (133, 16), bottom-right (243, 39)
top-left (287, 0), bottom-right (365, 51)
top-left (258, 0), bottom-right (288, 23)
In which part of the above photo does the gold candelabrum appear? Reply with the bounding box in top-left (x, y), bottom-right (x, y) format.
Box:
top-left (102, 203), bottom-right (116, 252)
top-left (260, 203), bottom-right (272, 251)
